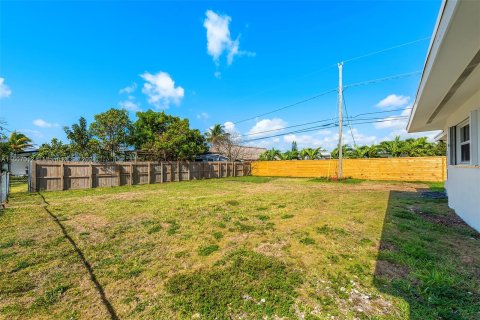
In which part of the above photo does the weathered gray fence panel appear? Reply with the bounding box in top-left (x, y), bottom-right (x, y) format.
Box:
top-left (30, 161), bottom-right (251, 192)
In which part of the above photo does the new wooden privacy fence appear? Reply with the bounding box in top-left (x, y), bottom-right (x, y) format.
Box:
top-left (30, 161), bottom-right (251, 192)
top-left (251, 156), bottom-right (447, 182)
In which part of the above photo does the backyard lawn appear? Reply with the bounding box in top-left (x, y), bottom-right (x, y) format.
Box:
top-left (0, 177), bottom-right (479, 319)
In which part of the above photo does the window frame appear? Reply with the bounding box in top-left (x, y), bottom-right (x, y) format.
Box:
top-left (456, 119), bottom-right (471, 164)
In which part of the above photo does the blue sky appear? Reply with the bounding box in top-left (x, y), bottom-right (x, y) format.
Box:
top-left (0, 0), bottom-right (442, 151)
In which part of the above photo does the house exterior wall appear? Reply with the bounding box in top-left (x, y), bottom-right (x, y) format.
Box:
top-left (445, 165), bottom-right (480, 232)
top-left (10, 158), bottom-right (30, 176)
top-left (444, 89), bottom-right (480, 232)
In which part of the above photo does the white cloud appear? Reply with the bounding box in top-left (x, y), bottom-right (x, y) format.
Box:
top-left (223, 121), bottom-right (236, 133)
top-left (203, 10), bottom-right (254, 67)
top-left (283, 127), bottom-right (378, 151)
top-left (376, 94), bottom-right (410, 108)
top-left (119, 99), bottom-right (140, 112)
top-left (248, 118), bottom-right (287, 137)
top-left (119, 83), bottom-right (137, 94)
top-left (214, 71), bottom-right (222, 79)
top-left (140, 71), bottom-right (184, 109)
top-left (197, 112), bottom-right (210, 120)
top-left (374, 107), bottom-right (411, 130)
top-left (33, 119), bottom-right (59, 128)
top-left (374, 107), bottom-right (440, 141)
top-left (317, 130), bottom-right (332, 135)
top-left (0, 77), bottom-right (12, 99)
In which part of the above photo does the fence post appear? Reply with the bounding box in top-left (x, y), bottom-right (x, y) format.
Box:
top-left (177, 161), bottom-right (181, 181)
top-left (31, 161), bottom-right (37, 192)
top-left (89, 163), bottom-right (94, 188)
top-left (160, 162), bottom-right (164, 183)
top-left (130, 163), bottom-right (133, 185)
top-left (233, 162), bottom-right (236, 177)
top-left (117, 163), bottom-right (121, 187)
top-left (60, 163), bottom-right (65, 190)
top-left (148, 162), bottom-right (151, 184)
top-left (187, 161), bottom-right (191, 180)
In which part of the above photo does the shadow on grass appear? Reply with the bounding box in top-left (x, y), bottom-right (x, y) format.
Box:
top-left (38, 193), bottom-right (118, 320)
top-left (375, 189), bottom-right (480, 319)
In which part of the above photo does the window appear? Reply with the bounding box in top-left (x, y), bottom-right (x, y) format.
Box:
top-left (455, 120), bottom-right (471, 164)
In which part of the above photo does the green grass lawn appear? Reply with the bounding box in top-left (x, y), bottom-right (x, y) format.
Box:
top-left (1, 177), bottom-right (479, 319)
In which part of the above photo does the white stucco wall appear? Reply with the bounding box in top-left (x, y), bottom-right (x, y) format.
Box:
top-left (445, 165), bottom-right (480, 232)
top-left (10, 159), bottom-right (30, 176)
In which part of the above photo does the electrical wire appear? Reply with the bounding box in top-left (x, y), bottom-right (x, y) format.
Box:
top-left (242, 116), bottom-right (409, 143)
top-left (230, 70), bottom-right (419, 126)
top-left (240, 106), bottom-right (411, 137)
top-left (344, 71), bottom-right (422, 89)
top-left (342, 94), bottom-right (356, 146)
top-left (231, 88), bottom-right (337, 125)
top-left (226, 36), bottom-right (430, 107)
top-left (342, 36), bottom-right (430, 64)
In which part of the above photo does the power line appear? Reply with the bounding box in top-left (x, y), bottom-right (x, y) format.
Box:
top-left (242, 116), bottom-right (409, 143)
top-left (344, 71), bottom-right (422, 89)
top-left (242, 117), bottom-right (337, 137)
top-left (231, 88), bottom-right (337, 125)
top-left (228, 37), bottom-right (430, 107)
top-left (240, 106), bottom-right (411, 137)
top-left (342, 36), bottom-right (430, 64)
top-left (343, 94), bottom-right (356, 147)
top-left (230, 70), bottom-right (419, 126)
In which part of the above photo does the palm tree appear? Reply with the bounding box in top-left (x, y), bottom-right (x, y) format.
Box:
top-left (300, 147), bottom-right (324, 160)
top-left (205, 124), bottom-right (228, 148)
top-left (350, 145), bottom-right (368, 159)
top-left (279, 150), bottom-right (299, 160)
top-left (8, 131), bottom-right (33, 154)
top-left (259, 148), bottom-right (281, 161)
top-left (404, 137), bottom-right (435, 157)
top-left (364, 144), bottom-right (380, 158)
top-left (379, 136), bottom-right (404, 157)
top-left (330, 145), bottom-right (353, 159)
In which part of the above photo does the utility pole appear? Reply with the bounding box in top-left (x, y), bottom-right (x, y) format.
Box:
top-left (337, 62), bottom-right (343, 179)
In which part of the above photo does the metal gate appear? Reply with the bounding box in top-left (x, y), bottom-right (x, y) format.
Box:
top-left (8, 157), bottom-right (30, 194)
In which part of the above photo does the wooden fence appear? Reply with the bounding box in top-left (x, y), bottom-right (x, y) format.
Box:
top-left (251, 156), bottom-right (447, 182)
top-left (30, 161), bottom-right (251, 192)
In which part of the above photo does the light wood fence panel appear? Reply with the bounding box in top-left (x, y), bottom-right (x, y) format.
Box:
top-left (251, 157), bottom-right (446, 182)
top-left (31, 161), bottom-right (251, 192)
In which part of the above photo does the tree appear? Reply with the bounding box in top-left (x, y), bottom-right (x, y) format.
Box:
top-left (8, 131), bottom-right (33, 154)
top-left (331, 145), bottom-right (353, 159)
top-left (205, 124), bottom-right (229, 149)
top-left (291, 141), bottom-right (298, 152)
top-left (34, 138), bottom-right (72, 160)
top-left (279, 150), bottom-right (299, 160)
top-left (403, 137), bottom-right (435, 157)
top-left (131, 110), bottom-right (176, 150)
top-left (213, 131), bottom-right (248, 162)
top-left (90, 108), bottom-right (132, 161)
top-left (259, 148), bottom-right (281, 161)
top-left (64, 117), bottom-right (96, 160)
top-left (132, 111), bottom-right (207, 161)
top-left (150, 118), bottom-right (207, 160)
top-left (379, 136), bottom-right (404, 157)
top-left (349, 145), bottom-right (368, 159)
top-left (435, 141), bottom-right (447, 156)
top-left (364, 144), bottom-right (380, 158)
top-left (300, 147), bottom-right (324, 160)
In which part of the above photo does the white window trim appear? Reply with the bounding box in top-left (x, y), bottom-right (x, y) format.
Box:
top-left (456, 118), bottom-right (471, 165)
